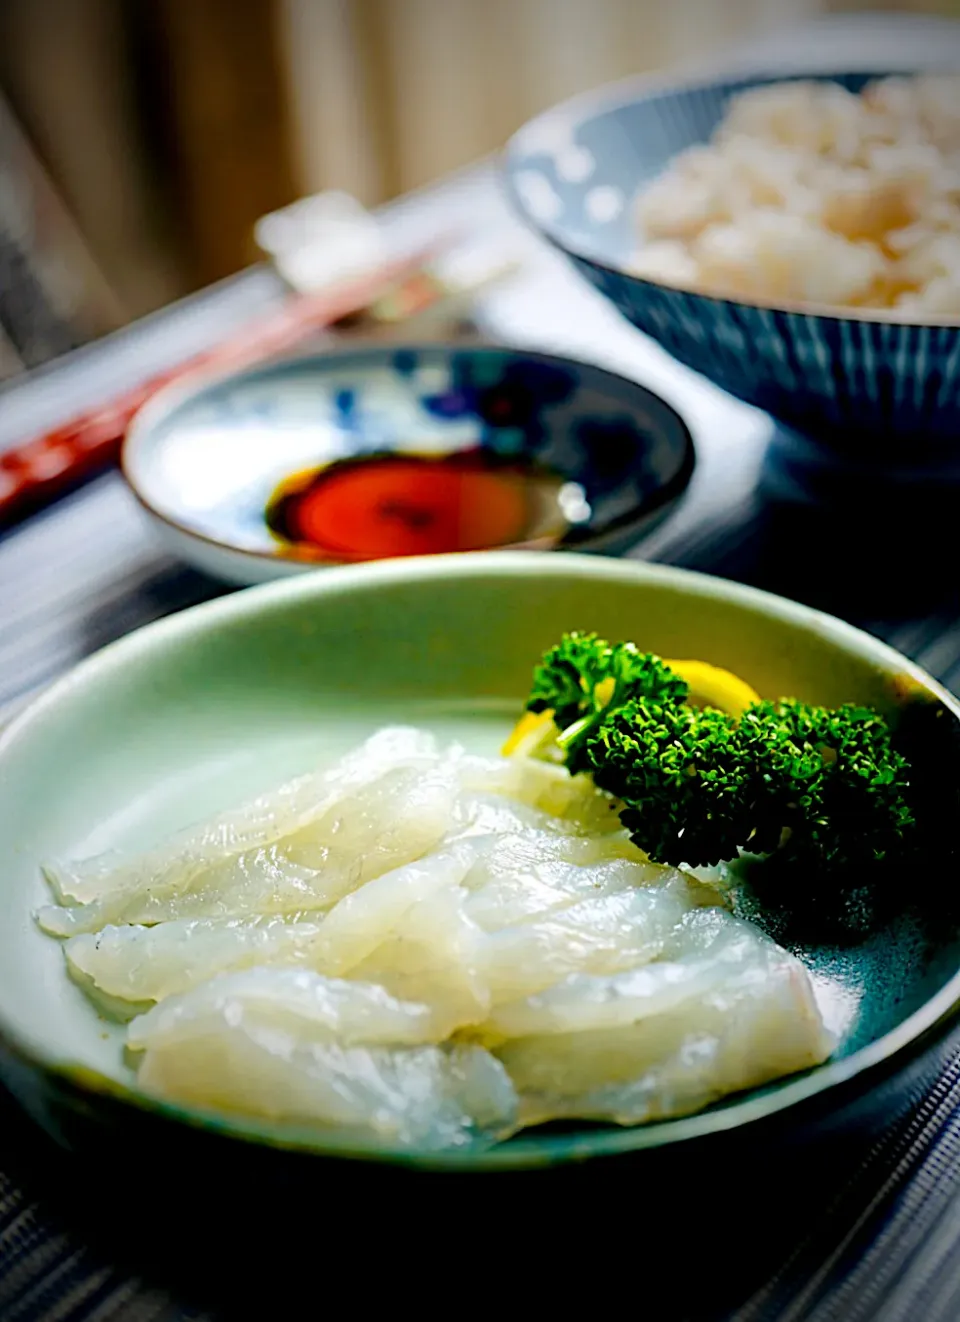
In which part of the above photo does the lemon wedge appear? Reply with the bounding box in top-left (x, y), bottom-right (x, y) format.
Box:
top-left (663, 660), bottom-right (761, 716)
top-left (501, 659), bottom-right (761, 758)
top-left (500, 709), bottom-right (559, 759)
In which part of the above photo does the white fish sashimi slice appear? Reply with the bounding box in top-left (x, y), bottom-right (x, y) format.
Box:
top-left (466, 858), bottom-right (666, 932)
top-left (127, 966), bottom-right (441, 1050)
top-left (455, 754), bottom-right (625, 834)
top-left (38, 763), bottom-right (460, 936)
top-left (42, 775), bottom-right (326, 907)
top-left (498, 945), bottom-right (833, 1127)
top-left (303, 845), bottom-right (478, 978)
top-left (41, 738), bottom-right (632, 935)
top-left (36, 719), bottom-right (840, 1140)
top-left (351, 887), bottom-right (489, 1036)
top-left (460, 827), bottom-right (648, 891)
top-left (134, 1017), bottom-right (517, 1149)
top-left (341, 725), bottom-right (446, 767)
top-left (450, 795), bottom-right (573, 840)
top-left (465, 874), bottom-right (576, 932)
top-left (464, 836), bottom-right (687, 932)
top-left (484, 910), bottom-right (778, 1039)
top-left (65, 848), bottom-right (479, 1003)
top-left (43, 726), bottom-right (442, 905)
top-left (65, 914), bottom-right (326, 1004)
top-left (137, 1037), bottom-right (518, 1151)
top-left (477, 877), bottom-right (705, 1004)
top-left (449, 790), bottom-right (629, 842)
top-left (655, 905), bottom-right (755, 960)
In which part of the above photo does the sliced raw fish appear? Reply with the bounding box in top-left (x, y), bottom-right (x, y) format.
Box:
top-left (351, 887), bottom-right (489, 1035)
top-left (65, 914), bottom-right (326, 1003)
top-left (477, 877), bottom-right (704, 1004)
top-left (463, 832), bottom-right (683, 931)
top-left (127, 966), bottom-right (440, 1049)
top-left (484, 910), bottom-right (780, 1038)
top-left (38, 726), bottom-right (834, 1143)
top-left (44, 726), bottom-right (441, 905)
top-left (456, 753), bottom-right (625, 834)
top-left (496, 926), bottom-right (833, 1127)
top-left (129, 969), bottom-right (516, 1149)
top-left (39, 762), bottom-right (460, 935)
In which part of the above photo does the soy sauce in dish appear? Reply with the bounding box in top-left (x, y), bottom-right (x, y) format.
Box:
top-left (266, 450), bottom-right (581, 560)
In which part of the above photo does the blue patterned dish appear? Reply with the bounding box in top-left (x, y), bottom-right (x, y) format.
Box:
top-left (505, 70), bottom-right (960, 469)
top-left (123, 344), bottom-right (695, 585)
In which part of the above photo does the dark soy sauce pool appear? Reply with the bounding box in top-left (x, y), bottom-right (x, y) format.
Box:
top-left (266, 450), bottom-right (581, 560)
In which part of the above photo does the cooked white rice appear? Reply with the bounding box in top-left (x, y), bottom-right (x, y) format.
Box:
top-left (632, 76), bottom-right (960, 317)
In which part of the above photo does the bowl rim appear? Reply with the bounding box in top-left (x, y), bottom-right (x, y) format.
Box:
top-left (504, 64), bottom-right (960, 329)
top-left (3, 549), bottom-right (960, 1170)
top-left (121, 342), bottom-right (697, 572)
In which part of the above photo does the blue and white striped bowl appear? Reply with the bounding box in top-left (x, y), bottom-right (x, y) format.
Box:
top-left (505, 70), bottom-right (960, 467)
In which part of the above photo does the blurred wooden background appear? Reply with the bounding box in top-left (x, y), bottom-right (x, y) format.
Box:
top-left (0, 0), bottom-right (955, 345)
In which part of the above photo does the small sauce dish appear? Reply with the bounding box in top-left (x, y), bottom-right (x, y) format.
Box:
top-left (123, 343), bottom-right (695, 585)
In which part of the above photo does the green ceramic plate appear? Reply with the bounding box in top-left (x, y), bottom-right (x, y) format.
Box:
top-left (1, 551), bottom-right (959, 1172)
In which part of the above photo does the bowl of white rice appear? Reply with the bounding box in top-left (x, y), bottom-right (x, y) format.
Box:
top-left (505, 70), bottom-right (960, 462)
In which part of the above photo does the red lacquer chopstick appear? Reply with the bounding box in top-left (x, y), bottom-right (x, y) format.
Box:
top-left (0, 249), bottom-right (443, 529)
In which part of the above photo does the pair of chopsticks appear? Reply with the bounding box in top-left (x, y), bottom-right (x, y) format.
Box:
top-left (0, 246), bottom-right (454, 530)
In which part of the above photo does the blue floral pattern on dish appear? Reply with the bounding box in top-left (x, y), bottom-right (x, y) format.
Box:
top-left (391, 348), bottom-right (419, 377)
top-left (141, 344), bottom-right (694, 558)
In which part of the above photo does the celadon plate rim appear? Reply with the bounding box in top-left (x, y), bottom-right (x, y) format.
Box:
top-left (2, 551), bottom-right (959, 1172)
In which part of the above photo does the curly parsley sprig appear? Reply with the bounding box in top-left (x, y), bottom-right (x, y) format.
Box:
top-left (526, 631), bottom-right (687, 774)
top-left (526, 632), bottom-right (916, 871)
